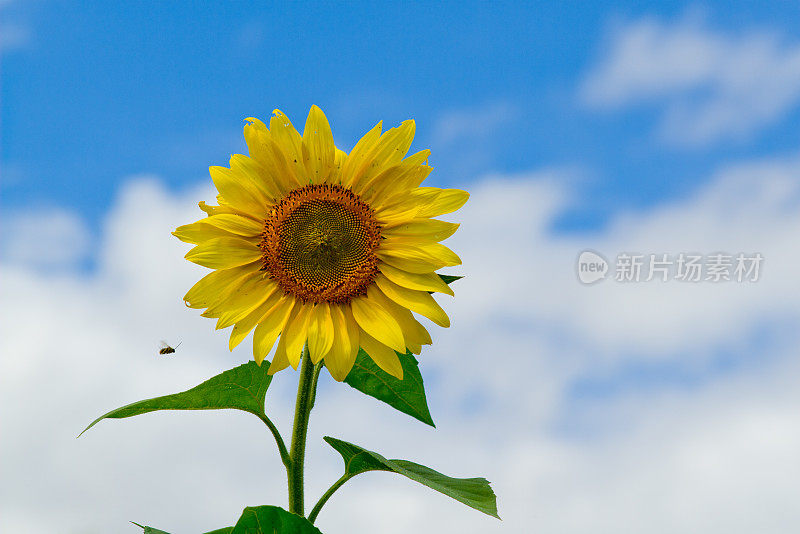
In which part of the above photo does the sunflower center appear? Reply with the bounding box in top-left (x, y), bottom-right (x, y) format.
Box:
top-left (260, 184), bottom-right (381, 304)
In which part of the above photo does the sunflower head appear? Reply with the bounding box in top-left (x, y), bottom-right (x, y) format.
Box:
top-left (259, 183), bottom-right (381, 305)
top-left (174, 106), bottom-right (467, 381)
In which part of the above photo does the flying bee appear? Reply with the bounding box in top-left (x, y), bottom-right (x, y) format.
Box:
top-left (158, 341), bottom-right (181, 355)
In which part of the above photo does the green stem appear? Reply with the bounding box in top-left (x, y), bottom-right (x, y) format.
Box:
top-left (257, 412), bottom-right (291, 471)
top-left (308, 360), bottom-right (323, 409)
top-left (308, 473), bottom-right (353, 524)
top-left (288, 345), bottom-right (321, 516)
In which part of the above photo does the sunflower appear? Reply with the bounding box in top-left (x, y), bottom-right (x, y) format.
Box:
top-left (174, 106), bottom-right (467, 381)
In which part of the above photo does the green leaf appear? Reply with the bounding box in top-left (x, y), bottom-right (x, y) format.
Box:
top-left (80, 361), bottom-right (272, 437)
top-left (130, 522), bottom-right (171, 534)
top-left (231, 505), bottom-right (323, 534)
top-left (324, 436), bottom-right (500, 519)
top-left (341, 275), bottom-right (459, 425)
top-left (131, 521), bottom-right (233, 533)
top-left (438, 274), bottom-right (462, 286)
top-left (129, 507), bottom-right (317, 534)
top-left (343, 349), bottom-right (435, 427)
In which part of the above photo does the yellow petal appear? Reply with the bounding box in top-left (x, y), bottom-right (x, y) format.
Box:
top-left (307, 302), bottom-right (334, 364)
top-left (228, 294), bottom-right (286, 350)
top-left (243, 117), bottom-right (271, 165)
top-left (350, 120), bottom-right (415, 192)
top-left (183, 264), bottom-right (257, 309)
top-left (392, 151), bottom-right (433, 190)
top-left (209, 165), bottom-right (268, 219)
top-left (200, 270), bottom-right (264, 320)
top-left (270, 109), bottom-right (307, 185)
top-left (376, 249), bottom-right (443, 274)
top-left (431, 243), bottom-right (461, 266)
top-left (359, 149), bottom-right (430, 204)
top-left (356, 164), bottom-right (404, 204)
top-left (359, 330), bottom-right (403, 379)
top-left (380, 234), bottom-right (455, 250)
top-left (265, 136), bottom-right (304, 192)
top-left (198, 201), bottom-right (240, 217)
top-left (415, 187), bottom-right (470, 218)
top-left (325, 305), bottom-right (359, 381)
top-left (330, 148), bottom-right (347, 184)
top-left (379, 263), bottom-right (454, 296)
top-left (361, 150), bottom-right (432, 207)
top-left (268, 335), bottom-right (292, 375)
top-left (269, 301), bottom-right (301, 375)
top-left (341, 121), bottom-right (382, 187)
top-left (350, 292), bottom-right (406, 353)
top-left (369, 284), bottom-right (432, 349)
top-left (302, 105), bottom-right (336, 185)
top-left (201, 213), bottom-right (264, 237)
top-left (380, 120), bottom-right (416, 167)
top-left (185, 237), bottom-right (262, 269)
top-left (173, 221), bottom-right (240, 244)
top-left (243, 118), bottom-right (290, 195)
top-left (383, 218), bottom-right (459, 243)
top-left (253, 296), bottom-right (295, 365)
top-left (215, 278), bottom-right (281, 330)
top-left (381, 241), bottom-right (461, 267)
top-left (373, 193), bottom-right (424, 226)
top-left (419, 243), bottom-right (462, 266)
top-left (372, 165), bottom-right (433, 210)
top-left (375, 275), bottom-right (450, 327)
top-left (283, 303), bottom-right (314, 369)
top-left (230, 154), bottom-right (281, 202)
top-left (244, 116), bottom-right (302, 194)
top-left (376, 239), bottom-right (462, 273)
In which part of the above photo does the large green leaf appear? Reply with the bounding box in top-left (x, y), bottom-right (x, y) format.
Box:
top-left (80, 361), bottom-right (272, 436)
top-left (231, 506), bottom-right (323, 534)
top-left (324, 436), bottom-right (500, 519)
top-left (343, 349), bottom-right (434, 427)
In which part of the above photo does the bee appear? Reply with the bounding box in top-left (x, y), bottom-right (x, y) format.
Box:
top-left (158, 341), bottom-right (181, 355)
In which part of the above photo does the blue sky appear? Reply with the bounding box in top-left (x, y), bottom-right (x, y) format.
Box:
top-left (5, 0), bottom-right (800, 234)
top-left (4, 2), bottom-right (800, 533)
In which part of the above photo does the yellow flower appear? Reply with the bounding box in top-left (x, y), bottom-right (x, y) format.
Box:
top-left (174, 106), bottom-right (467, 381)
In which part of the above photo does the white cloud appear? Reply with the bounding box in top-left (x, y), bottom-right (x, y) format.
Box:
top-left (454, 154), bottom-right (800, 363)
top-left (0, 208), bottom-right (91, 270)
top-left (2, 156), bottom-right (800, 533)
top-left (581, 15), bottom-right (800, 146)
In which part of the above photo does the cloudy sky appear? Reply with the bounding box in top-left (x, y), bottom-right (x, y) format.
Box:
top-left (3, 1), bottom-right (800, 533)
